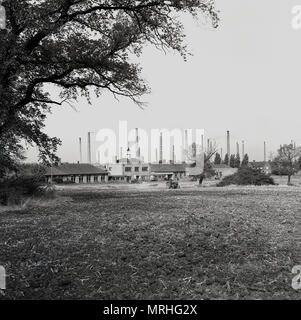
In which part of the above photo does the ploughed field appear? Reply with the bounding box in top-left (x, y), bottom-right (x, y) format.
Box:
top-left (1, 186), bottom-right (301, 299)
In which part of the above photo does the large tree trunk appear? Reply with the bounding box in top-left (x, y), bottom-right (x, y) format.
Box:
top-left (288, 174), bottom-right (291, 185)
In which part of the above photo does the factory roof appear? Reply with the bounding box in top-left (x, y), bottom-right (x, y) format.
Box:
top-left (212, 164), bottom-right (232, 169)
top-left (249, 161), bottom-right (271, 168)
top-left (45, 163), bottom-right (107, 176)
top-left (150, 163), bottom-right (187, 173)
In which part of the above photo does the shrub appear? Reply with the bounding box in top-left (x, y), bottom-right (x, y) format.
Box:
top-left (217, 166), bottom-right (275, 187)
top-left (0, 174), bottom-right (46, 206)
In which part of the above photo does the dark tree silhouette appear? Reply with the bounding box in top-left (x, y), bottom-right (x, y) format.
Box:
top-left (214, 152), bottom-right (222, 165)
top-left (0, 0), bottom-right (219, 174)
top-left (272, 143), bottom-right (301, 185)
top-left (241, 154), bottom-right (249, 167)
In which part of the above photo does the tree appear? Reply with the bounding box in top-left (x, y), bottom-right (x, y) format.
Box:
top-left (214, 152), bottom-right (222, 165)
top-left (0, 132), bottom-right (26, 179)
top-left (223, 153), bottom-right (229, 165)
top-left (272, 143), bottom-right (301, 185)
top-left (241, 154), bottom-right (249, 167)
top-left (229, 154), bottom-right (235, 168)
top-left (202, 140), bottom-right (218, 181)
top-left (234, 153), bottom-right (240, 168)
top-left (0, 0), bottom-right (219, 172)
top-left (217, 166), bottom-right (275, 187)
top-left (298, 156), bottom-right (301, 171)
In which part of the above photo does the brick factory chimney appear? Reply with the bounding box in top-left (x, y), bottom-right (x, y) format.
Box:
top-left (159, 132), bottom-right (163, 164)
top-left (227, 131), bottom-right (230, 164)
top-left (185, 130), bottom-right (188, 153)
top-left (135, 128), bottom-right (140, 158)
top-left (79, 137), bottom-right (82, 163)
top-left (87, 132), bottom-right (91, 164)
top-left (172, 145), bottom-right (175, 163)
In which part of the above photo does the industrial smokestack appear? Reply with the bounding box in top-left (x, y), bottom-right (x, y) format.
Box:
top-left (192, 142), bottom-right (197, 158)
top-left (227, 131), bottom-right (230, 164)
top-left (172, 145), bottom-right (175, 163)
top-left (135, 128), bottom-right (140, 158)
top-left (264, 141), bottom-right (267, 163)
top-left (236, 142), bottom-right (240, 155)
top-left (87, 132), bottom-right (91, 164)
top-left (79, 137), bottom-right (82, 163)
top-left (207, 139), bottom-right (210, 153)
top-left (159, 132), bottom-right (163, 163)
top-left (185, 130), bottom-right (188, 153)
top-left (242, 140), bottom-right (245, 157)
top-left (201, 134), bottom-right (204, 152)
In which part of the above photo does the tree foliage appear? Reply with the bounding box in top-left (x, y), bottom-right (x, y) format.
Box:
top-left (223, 153), bottom-right (229, 165)
top-left (234, 153), bottom-right (240, 168)
top-left (217, 166), bottom-right (275, 187)
top-left (229, 154), bottom-right (235, 168)
top-left (241, 154), bottom-right (249, 167)
top-left (0, 0), bottom-right (219, 172)
top-left (271, 143), bottom-right (301, 184)
top-left (214, 152), bottom-right (221, 165)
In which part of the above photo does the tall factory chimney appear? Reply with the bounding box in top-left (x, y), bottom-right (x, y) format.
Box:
top-left (172, 145), bottom-right (175, 163)
top-left (135, 128), bottom-right (140, 159)
top-left (207, 139), bottom-right (210, 153)
top-left (79, 137), bottom-right (82, 163)
top-left (236, 142), bottom-right (240, 156)
top-left (201, 134), bottom-right (204, 152)
top-left (159, 132), bottom-right (163, 164)
top-left (227, 131), bottom-right (230, 164)
top-left (185, 130), bottom-right (188, 153)
top-left (242, 140), bottom-right (245, 157)
top-left (264, 141), bottom-right (267, 163)
top-left (87, 132), bottom-right (91, 164)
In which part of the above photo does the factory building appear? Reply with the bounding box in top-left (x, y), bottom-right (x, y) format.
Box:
top-left (45, 163), bottom-right (108, 184)
top-left (106, 158), bottom-right (150, 182)
top-left (150, 163), bottom-right (187, 180)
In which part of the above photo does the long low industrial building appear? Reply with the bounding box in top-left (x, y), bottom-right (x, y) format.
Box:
top-left (150, 163), bottom-right (187, 180)
top-left (45, 163), bottom-right (108, 184)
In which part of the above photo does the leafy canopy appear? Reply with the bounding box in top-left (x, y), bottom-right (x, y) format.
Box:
top-left (0, 0), bottom-right (219, 170)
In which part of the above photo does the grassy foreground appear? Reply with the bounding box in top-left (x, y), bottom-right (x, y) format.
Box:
top-left (0, 185), bottom-right (300, 299)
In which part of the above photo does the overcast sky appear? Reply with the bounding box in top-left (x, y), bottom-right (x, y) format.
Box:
top-left (26, 0), bottom-right (301, 163)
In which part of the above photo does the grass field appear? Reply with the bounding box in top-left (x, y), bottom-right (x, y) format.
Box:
top-left (1, 183), bottom-right (301, 300)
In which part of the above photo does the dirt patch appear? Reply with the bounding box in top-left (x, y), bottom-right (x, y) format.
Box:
top-left (0, 187), bottom-right (300, 299)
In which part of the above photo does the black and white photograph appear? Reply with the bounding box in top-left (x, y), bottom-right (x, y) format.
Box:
top-left (0, 0), bottom-right (301, 310)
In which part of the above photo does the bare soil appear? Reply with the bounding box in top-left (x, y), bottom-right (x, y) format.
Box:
top-left (0, 184), bottom-right (300, 299)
